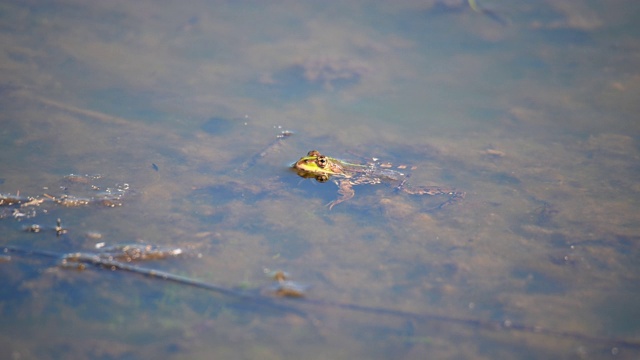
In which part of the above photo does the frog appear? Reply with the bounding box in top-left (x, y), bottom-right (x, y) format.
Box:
top-left (292, 150), bottom-right (464, 210)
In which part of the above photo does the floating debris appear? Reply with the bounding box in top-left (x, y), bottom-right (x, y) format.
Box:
top-left (272, 280), bottom-right (307, 298)
top-left (96, 243), bottom-right (184, 262)
top-left (11, 208), bottom-right (37, 219)
top-left (55, 244), bottom-right (185, 269)
top-left (55, 218), bottom-right (67, 236)
top-left (0, 194), bottom-right (29, 206)
top-left (264, 269), bottom-right (308, 298)
top-left (0, 175), bottom-right (130, 223)
top-left (47, 194), bottom-right (91, 207)
top-left (23, 224), bottom-right (42, 233)
top-left (267, 269), bottom-right (290, 282)
top-left (23, 218), bottom-right (68, 236)
top-left (86, 231), bottom-right (103, 240)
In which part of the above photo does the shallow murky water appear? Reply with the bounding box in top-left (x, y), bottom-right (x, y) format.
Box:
top-left (1, 1), bottom-right (640, 359)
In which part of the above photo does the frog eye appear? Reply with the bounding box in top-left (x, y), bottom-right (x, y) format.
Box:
top-left (316, 155), bottom-right (327, 168)
top-left (316, 174), bottom-right (329, 182)
top-left (307, 150), bottom-right (320, 157)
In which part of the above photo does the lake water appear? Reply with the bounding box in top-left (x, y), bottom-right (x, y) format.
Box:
top-left (1, 1), bottom-right (640, 359)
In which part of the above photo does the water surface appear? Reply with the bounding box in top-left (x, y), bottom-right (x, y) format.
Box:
top-left (1, 1), bottom-right (640, 359)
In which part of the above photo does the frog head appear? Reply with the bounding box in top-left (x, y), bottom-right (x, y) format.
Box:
top-left (292, 150), bottom-right (343, 182)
